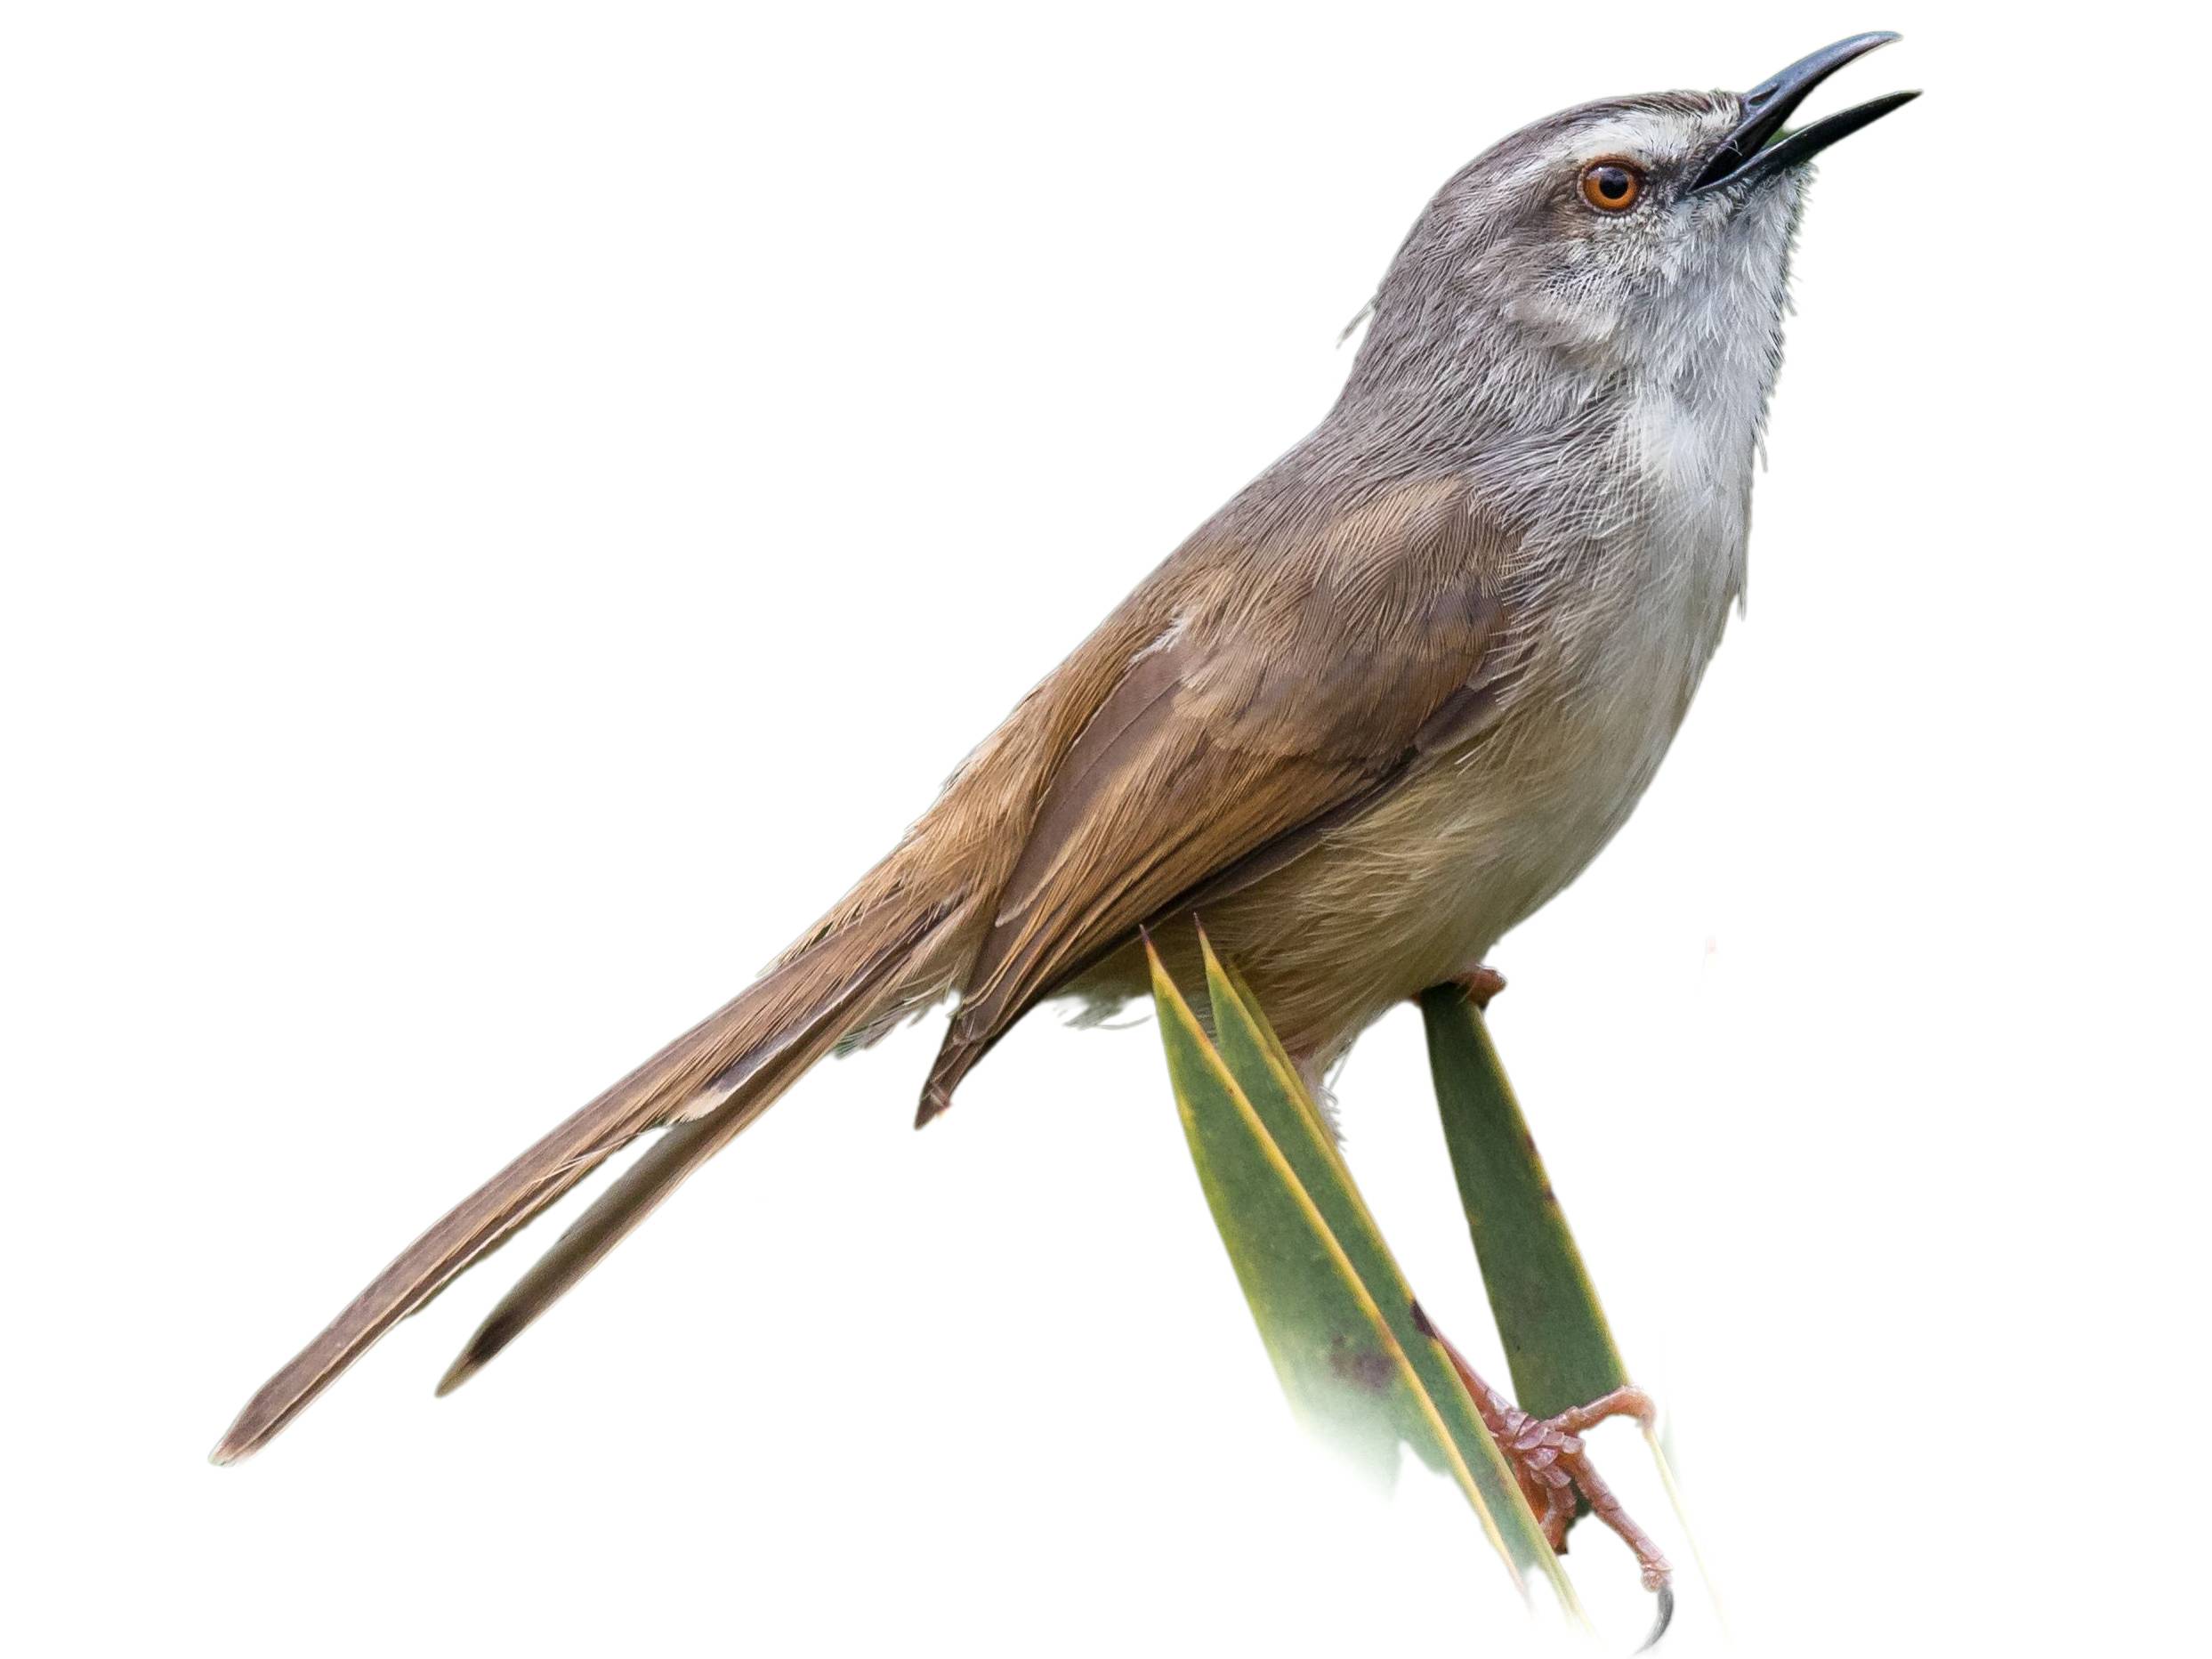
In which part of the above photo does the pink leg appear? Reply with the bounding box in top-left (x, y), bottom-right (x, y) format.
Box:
top-left (1448, 964), bottom-right (1508, 1010)
top-left (1568, 1449), bottom-right (1673, 1592)
top-left (1411, 1302), bottom-right (1672, 1598)
top-left (1553, 1384), bottom-right (1657, 1437)
top-left (1533, 1464), bottom-right (1577, 1554)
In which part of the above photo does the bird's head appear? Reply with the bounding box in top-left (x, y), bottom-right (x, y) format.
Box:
top-left (1344, 33), bottom-right (1917, 433)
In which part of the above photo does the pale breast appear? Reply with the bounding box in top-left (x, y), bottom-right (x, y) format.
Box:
top-left (1181, 468), bottom-right (1748, 1063)
top-left (1080, 397), bottom-right (1756, 1067)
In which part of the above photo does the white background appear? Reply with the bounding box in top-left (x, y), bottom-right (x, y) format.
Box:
top-left (5, 4), bottom-right (2206, 1655)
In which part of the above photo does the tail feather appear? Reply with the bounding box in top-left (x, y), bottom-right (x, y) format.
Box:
top-left (211, 900), bottom-right (950, 1465)
top-left (434, 913), bottom-right (937, 1394)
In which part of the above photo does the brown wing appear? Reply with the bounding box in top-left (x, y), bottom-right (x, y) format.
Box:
top-left (918, 475), bottom-right (1514, 1117)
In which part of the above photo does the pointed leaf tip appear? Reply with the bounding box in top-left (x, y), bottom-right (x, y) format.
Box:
top-left (1157, 945), bottom-right (1577, 1607)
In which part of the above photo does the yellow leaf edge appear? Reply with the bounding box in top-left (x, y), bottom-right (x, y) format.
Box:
top-left (1147, 937), bottom-right (1576, 1613)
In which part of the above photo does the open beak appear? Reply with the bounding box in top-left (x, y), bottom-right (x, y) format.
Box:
top-left (1691, 31), bottom-right (1919, 194)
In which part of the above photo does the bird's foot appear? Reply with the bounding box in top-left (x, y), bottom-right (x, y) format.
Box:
top-left (1447, 962), bottom-right (1508, 1010)
top-left (1413, 1305), bottom-right (1672, 1595)
top-left (1495, 1386), bottom-right (1672, 1593)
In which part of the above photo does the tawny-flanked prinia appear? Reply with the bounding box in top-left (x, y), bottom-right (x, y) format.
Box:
top-left (217, 30), bottom-right (1917, 1601)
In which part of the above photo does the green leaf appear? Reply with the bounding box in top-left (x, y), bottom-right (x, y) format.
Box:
top-left (1421, 985), bottom-right (1720, 1620)
top-left (1417, 987), bottom-right (1628, 1419)
top-left (1150, 940), bottom-right (1578, 1609)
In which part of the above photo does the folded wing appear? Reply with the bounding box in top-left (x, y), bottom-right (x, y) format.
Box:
top-left (920, 474), bottom-right (1515, 1117)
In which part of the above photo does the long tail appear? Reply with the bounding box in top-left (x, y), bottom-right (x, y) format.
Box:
top-left (211, 897), bottom-right (955, 1465)
top-left (432, 985), bottom-right (860, 1396)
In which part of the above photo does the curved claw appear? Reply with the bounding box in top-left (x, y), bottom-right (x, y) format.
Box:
top-left (1634, 1582), bottom-right (1675, 1654)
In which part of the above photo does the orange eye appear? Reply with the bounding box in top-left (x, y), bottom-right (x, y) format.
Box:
top-left (1580, 162), bottom-right (1643, 212)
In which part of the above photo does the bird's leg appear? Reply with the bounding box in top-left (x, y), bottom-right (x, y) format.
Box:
top-left (1447, 963), bottom-right (1508, 1010)
top-left (1531, 1455), bottom-right (1578, 1553)
top-left (1410, 1304), bottom-right (1672, 1594)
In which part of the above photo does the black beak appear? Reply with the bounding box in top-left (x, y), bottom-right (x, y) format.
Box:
top-left (1690, 31), bottom-right (1919, 194)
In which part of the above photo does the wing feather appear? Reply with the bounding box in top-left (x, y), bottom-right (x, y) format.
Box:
top-left (918, 476), bottom-right (1514, 1117)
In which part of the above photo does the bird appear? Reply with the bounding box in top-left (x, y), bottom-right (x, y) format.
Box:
top-left (214, 33), bottom-right (1916, 1574)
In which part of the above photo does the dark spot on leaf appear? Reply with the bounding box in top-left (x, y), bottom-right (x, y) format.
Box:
top-left (1328, 1335), bottom-right (1396, 1393)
